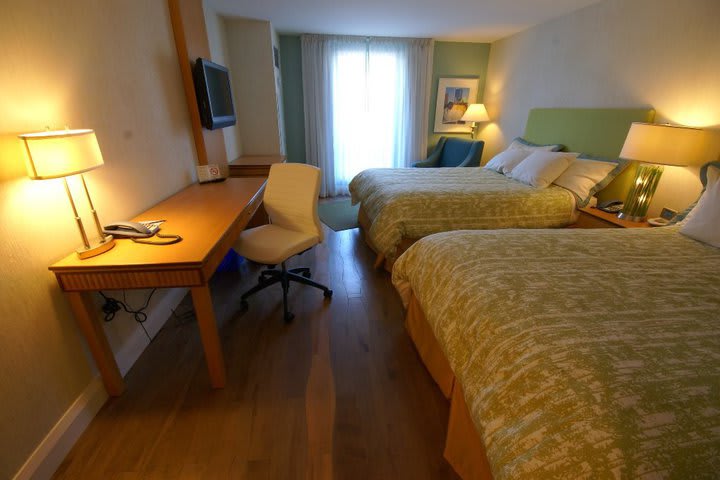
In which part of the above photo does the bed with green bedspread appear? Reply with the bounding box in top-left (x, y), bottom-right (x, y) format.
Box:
top-left (349, 167), bottom-right (576, 260)
top-left (392, 226), bottom-right (720, 478)
top-left (349, 107), bottom-right (655, 261)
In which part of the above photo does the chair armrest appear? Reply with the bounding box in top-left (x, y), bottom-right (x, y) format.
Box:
top-left (413, 137), bottom-right (446, 168)
top-left (456, 140), bottom-right (485, 167)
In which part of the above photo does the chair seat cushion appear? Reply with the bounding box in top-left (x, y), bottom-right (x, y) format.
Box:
top-left (235, 224), bottom-right (319, 265)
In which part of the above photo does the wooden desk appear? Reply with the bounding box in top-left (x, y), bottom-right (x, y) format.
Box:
top-left (228, 154), bottom-right (285, 177)
top-left (49, 178), bottom-right (266, 396)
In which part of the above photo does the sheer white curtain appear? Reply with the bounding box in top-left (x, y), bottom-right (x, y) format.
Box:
top-left (302, 35), bottom-right (433, 197)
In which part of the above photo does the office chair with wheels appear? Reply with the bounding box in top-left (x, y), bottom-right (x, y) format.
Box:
top-left (234, 163), bottom-right (332, 322)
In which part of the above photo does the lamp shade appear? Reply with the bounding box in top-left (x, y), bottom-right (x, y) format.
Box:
top-left (19, 129), bottom-right (104, 179)
top-left (460, 103), bottom-right (490, 123)
top-left (620, 123), bottom-right (709, 167)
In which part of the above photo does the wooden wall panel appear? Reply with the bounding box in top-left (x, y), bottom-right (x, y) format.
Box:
top-left (168, 0), bottom-right (228, 166)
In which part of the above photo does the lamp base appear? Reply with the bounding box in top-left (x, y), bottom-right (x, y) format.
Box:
top-left (619, 164), bottom-right (664, 224)
top-left (76, 235), bottom-right (115, 259)
top-left (617, 212), bottom-right (646, 223)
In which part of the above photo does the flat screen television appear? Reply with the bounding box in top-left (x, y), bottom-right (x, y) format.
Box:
top-left (193, 58), bottom-right (236, 130)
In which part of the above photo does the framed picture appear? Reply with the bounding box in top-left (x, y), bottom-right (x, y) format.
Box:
top-left (433, 77), bottom-right (479, 133)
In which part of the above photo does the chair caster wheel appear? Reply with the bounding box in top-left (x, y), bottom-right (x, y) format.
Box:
top-left (302, 271), bottom-right (311, 278)
top-left (324, 289), bottom-right (333, 299)
top-left (240, 300), bottom-right (248, 311)
top-left (284, 312), bottom-right (295, 323)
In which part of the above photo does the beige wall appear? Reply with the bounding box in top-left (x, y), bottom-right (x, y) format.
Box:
top-left (482, 0), bottom-right (720, 216)
top-left (224, 18), bottom-right (284, 156)
top-left (203, 1), bottom-right (243, 160)
top-left (0, 1), bottom-right (197, 477)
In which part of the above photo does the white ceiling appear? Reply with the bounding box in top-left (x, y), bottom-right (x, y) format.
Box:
top-left (206, 0), bottom-right (603, 42)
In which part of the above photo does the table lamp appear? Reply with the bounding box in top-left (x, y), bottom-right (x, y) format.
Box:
top-left (460, 103), bottom-right (489, 138)
top-left (19, 129), bottom-right (115, 259)
top-left (618, 122), bottom-right (709, 222)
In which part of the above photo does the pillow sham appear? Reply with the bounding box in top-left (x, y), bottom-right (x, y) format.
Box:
top-left (553, 155), bottom-right (628, 207)
top-left (483, 149), bottom-right (531, 174)
top-left (680, 178), bottom-right (720, 248)
top-left (509, 151), bottom-right (577, 188)
top-left (670, 161), bottom-right (720, 224)
top-left (508, 137), bottom-right (564, 152)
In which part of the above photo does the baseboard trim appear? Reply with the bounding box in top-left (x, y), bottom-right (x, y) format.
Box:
top-left (12, 376), bottom-right (108, 480)
top-left (14, 287), bottom-right (189, 479)
top-left (113, 287), bottom-right (189, 376)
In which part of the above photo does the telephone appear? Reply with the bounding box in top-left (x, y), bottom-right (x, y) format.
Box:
top-left (597, 199), bottom-right (624, 214)
top-left (103, 220), bottom-right (161, 238)
top-left (103, 220), bottom-right (182, 245)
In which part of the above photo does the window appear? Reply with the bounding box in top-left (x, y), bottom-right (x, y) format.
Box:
top-left (302, 35), bottom-right (431, 197)
top-left (332, 44), bottom-right (405, 191)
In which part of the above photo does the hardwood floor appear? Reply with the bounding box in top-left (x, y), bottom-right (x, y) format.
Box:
top-left (53, 226), bottom-right (459, 479)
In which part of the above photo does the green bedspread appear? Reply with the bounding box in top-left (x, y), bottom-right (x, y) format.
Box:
top-left (392, 227), bottom-right (720, 479)
top-left (349, 168), bottom-right (576, 260)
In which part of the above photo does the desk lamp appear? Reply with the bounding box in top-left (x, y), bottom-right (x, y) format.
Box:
top-left (460, 103), bottom-right (489, 138)
top-left (19, 129), bottom-right (115, 259)
top-left (618, 122), bottom-right (708, 222)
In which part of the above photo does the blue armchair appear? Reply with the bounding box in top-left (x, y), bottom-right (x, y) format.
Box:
top-left (413, 136), bottom-right (484, 168)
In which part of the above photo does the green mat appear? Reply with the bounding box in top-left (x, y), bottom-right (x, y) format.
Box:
top-left (318, 198), bottom-right (360, 231)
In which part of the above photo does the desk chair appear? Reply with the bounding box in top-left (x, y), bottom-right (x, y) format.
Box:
top-left (235, 163), bottom-right (332, 322)
top-left (412, 136), bottom-right (484, 168)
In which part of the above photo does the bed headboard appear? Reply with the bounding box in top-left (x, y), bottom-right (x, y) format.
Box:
top-left (523, 107), bottom-right (656, 201)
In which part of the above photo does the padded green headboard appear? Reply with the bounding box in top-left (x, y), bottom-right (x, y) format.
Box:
top-left (523, 107), bottom-right (656, 201)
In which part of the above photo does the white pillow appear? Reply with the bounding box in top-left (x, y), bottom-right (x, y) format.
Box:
top-left (484, 149), bottom-right (531, 174)
top-left (508, 137), bottom-right (563, 152)
top-left (509, 151), bottom-right (577, 188)
top-left (674, 163), bottom-right (720, 225)
top-left (553, 158), bottom-right (625, 206)
top-left (680, 179), bottom-right (720, 248)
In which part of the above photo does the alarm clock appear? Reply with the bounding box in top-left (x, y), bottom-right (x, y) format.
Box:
top-left (648, 207), bottom-right (677, 227)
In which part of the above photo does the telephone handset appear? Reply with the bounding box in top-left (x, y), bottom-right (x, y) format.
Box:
top-left (597, 199), bottom-right (624, 214)
top-left (102, 220), bottom-right (181, 245)
top-left (103, 221), bottom-right (158, 238)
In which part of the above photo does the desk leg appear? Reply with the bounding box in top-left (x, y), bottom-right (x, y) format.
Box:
top-left (66, 292), bottom-right (126, 396)
top-left (190, 286), bottom-right (227, 388)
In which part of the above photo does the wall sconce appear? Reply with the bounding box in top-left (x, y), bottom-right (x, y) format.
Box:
top-left (460, 103), bottom-right (489, 139)
top-left (618, 123), bottom-right (709, 222)
top-left (18, 129), bottom-right (115, 259)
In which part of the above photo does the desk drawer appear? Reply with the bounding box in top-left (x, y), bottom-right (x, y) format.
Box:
top-left (56, 269), bottom-right (204, 291)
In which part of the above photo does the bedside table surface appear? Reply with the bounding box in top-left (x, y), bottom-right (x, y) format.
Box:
top-left (577, 206), bottom-right (650, 228)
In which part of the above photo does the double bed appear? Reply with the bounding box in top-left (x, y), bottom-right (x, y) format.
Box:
top-left (350, 108), bottom-right (655, 269)
top-left (392, 222), bottom-right (720, 478)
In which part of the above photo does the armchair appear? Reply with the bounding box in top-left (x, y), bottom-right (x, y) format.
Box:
top-left (413, 136), bottom-right (484, 168)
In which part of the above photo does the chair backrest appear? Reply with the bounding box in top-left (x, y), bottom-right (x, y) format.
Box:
top-left (263, 163), bottom-right (324, 242)
top-left (440, 137), bottom-right (480, 167)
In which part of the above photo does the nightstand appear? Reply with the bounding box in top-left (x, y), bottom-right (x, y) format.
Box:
top-left (574, 206), bottom-right (650, 228)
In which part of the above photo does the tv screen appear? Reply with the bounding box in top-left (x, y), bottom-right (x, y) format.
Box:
top-left (193, 58), bottom-right (236, 130)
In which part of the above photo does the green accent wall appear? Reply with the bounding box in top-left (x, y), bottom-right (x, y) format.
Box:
top-left (278, 37), bottom-right (491, 163)
top-left (279, 35), bottom-right (306, 163)
top-left (428, 41), bottom-right (491, 153)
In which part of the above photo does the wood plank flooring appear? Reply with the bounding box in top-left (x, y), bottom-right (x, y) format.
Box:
top-left (53, 225), bottom-right (459, 479)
